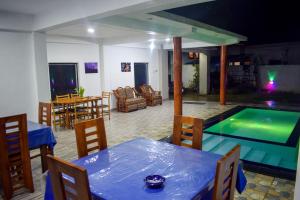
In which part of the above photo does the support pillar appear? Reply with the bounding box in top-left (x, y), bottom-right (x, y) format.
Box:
top-left (220, 45), bottom-right (227, 105)
top-left (173, 37), bottom-right (182, 115)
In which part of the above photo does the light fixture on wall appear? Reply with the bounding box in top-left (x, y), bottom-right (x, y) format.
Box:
top-left (165, 37), bottom-right (171, 42)
top-left (87, 28), bottom-right (95, 34)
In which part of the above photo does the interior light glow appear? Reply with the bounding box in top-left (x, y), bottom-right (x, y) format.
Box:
top-left (165, 37), bottom-right (171, 42)
top-left (87, 28), bottom-right (95, 33)
top-left (148, 31), bottom-right (156, 35)
top-left (150, 42), bottom-right (155, 50)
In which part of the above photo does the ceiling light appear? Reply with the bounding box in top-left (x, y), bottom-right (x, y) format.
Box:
top-left (87, 28), bottom-right (95, 33)
top-left (165, 37), bottom-right (171, 42)
top-left (148, 31), bottom-right (156, 35)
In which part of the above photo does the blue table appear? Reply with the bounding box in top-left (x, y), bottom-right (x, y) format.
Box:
top-left (28, 121), bottom-right (56, 172)
top-left (45, 138), bottom-right (246, 200)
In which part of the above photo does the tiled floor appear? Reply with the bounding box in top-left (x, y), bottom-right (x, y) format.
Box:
top-left (2, 100), bottom-right (295, 200)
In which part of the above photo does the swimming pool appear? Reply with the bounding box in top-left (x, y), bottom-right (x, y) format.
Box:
top-left (203, 106), bottom-right (300, 179)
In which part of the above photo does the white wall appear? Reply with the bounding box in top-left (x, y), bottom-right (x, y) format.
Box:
top-left (47, 39), bottom-right (101, 96)
top-left (182, 64), bottom-right (194, 88)
top-left (102, 45), bottom-right (168, 108)
top-left (103, 45), bottom-right (159, 91)
top-left (0, 31), bottom-right (38, 121)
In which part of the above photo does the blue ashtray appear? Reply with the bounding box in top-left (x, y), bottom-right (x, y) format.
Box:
top-left (144, 175), bottom-right (166, 188)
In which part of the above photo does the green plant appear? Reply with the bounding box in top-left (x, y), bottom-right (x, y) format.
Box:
top-left (188, 64), bottom-right (199, 92)
top-left (75, 86), bottom-right (85, 97)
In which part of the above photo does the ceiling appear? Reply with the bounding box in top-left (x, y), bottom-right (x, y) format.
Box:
top-left (47, 11), bottom-right (246, 48)
top-left (0, 0), bottom-right (76, 15)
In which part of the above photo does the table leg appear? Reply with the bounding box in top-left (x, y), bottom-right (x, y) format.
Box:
top-left (66, 105), bottom-right (70, 129)
top-left (40, 145), bottom-right (53, 173)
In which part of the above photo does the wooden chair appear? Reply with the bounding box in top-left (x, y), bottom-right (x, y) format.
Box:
top-left (74, 118), bottom-right (107, 158)
top-left (100, 92), bottom-right (111, 120)
top-left (71, 93), bottom-right (79, 98)
top-left (47, 155), bottom-right (92, 200)
top-left (0, 114), bottom-right (34, 199)
top-left (39, 102), bottom-right (52, 126)
top-left (213, 145), bottom-right (241, 200)
top-left (56, 94), bottom-right (70, 101)
top-left (72, 98), bottom-right (91, 125)
top-left (34, 102), bottom-right (53, 172)
top-left (172, 115), bottom-right (204, 150)
top-left (51, 101), bottom-right (67, 131)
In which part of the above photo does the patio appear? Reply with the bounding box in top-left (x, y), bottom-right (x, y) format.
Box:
top-left (4, 101), bottom-right (294, 200)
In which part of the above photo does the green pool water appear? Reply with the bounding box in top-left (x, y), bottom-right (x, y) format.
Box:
top-left (205, 108), bottom-right (300, 144)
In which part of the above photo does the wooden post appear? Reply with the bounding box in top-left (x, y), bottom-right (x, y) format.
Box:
top-left (220, 45), bottom-right (227, 105)
top-left (173, 37), bottom-right (182, 115)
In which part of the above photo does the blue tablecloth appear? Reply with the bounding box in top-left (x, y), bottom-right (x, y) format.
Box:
top-left (28, 121), bottom-right (56, 150)
top-left (45, 138), bottom-right (246, 200)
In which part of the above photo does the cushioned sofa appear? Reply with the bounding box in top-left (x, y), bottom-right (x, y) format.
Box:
top-left (140, 84), bottom-right (162, 106)
top-left (113, 86), bottom-right (147, 112)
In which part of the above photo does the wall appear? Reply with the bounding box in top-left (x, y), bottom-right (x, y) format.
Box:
top-left (258, 65), bottom-right (300, 93)
top-left (0, 31), bottom-right (38, 121)
top-left (182, 64), bottom-right (194, 88)
top-left (47, 39), bottom-right (101, 96)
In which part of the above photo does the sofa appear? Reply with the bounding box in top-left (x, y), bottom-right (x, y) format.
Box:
top-left (140, 84), bottom-right (162, 106)
top-left (113, 86), bottom-right (147, 112)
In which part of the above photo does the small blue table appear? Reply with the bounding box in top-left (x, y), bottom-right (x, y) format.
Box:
top-left (28, 121), bottom-right (56, 172)
top-left (45, 138), bottom-right (246, 200)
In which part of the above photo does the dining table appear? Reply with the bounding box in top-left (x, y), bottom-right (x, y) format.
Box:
top-left (28, 121), bottom-right (57, 172)
top-left (44, 138), bottom-right (247, 200)
top-left (53, 96), bottom-right (102, 129)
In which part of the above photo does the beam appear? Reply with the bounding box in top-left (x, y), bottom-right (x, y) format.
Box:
top-left (173, 37), bottom-right (182, 115)
top-left (220, 45), bottom-right (227, 105)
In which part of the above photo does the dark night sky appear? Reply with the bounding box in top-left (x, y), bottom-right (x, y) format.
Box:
top-left (166, 0), bottom-right (300, 45)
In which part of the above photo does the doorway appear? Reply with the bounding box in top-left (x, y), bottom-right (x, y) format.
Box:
top-left (49, 63), bottom-right (78, 100)
top-left (134, 63), bottom-right (148, 91)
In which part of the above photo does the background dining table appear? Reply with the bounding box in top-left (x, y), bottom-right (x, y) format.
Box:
top-left (44, 138), bottom-right (247, 200)
top-left (28, 121), bottom-right (56, 172)
top-left (53, 96), bottom-right (102, 128)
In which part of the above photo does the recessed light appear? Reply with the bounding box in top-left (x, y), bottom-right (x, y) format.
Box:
top-left (148, 31), bottom-right (156, 35)
top-left (87, 28), bottom-right (95, 33)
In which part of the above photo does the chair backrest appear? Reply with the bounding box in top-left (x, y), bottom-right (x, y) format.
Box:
top-left (0, 114), bottom-right (34, 199)
top-left (71, 93), bottom-right (79, 98)
top-left (102, 91), bottom-right (111, 105)
top-left (47, 155), bottom-right (92, 200)
top-left (56, 94), bottom-right (70, 101)
top-left (125, 86), bottom-right (135, 99)
top-left (74, 118), bottom-right (107, 158)
top-left (116, 87), bottom-right (126, 98)
top-left (39, 102), bottom-right (52, 126)
top-left (172, 115), bottom-right (203, 150)
top-left (213, 145), bottom-right (241, 200)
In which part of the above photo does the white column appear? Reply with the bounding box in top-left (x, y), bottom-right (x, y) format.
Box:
top-left (32, 32), bottom-right (51, 101)
top-left (199, 52), bottom-right (209, 95)
top-left (98, 42), bottom-right (105, 92)
top-left (158, 49), bottom-right (169, 100)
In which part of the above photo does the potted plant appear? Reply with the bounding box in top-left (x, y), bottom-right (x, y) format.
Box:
top-left (75, 86), bottom-right (85, 97)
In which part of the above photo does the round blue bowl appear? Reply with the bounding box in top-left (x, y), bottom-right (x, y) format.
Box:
top-left (144, 175), bottom-right (166, 188)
